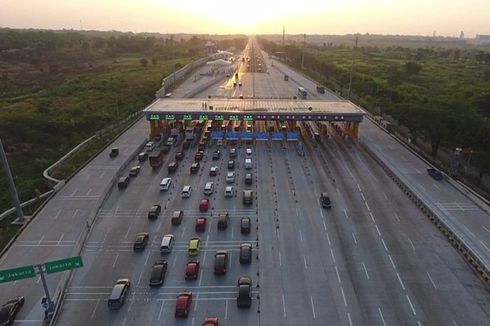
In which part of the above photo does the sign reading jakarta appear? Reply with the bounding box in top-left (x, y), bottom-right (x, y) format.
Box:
top-left (0, 265), bottom-right (36, 283)
top-left (45, 256), bottom-right (83, 274)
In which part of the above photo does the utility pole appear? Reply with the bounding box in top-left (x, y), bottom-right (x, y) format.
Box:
top-left (282, 26), bottom-right (285, 47)
top-left (301, 34), bottom-right (306, 71)
top-left (347, 36), bottom-right (358, 100)
top-left (0, 138), bottom-right (24, 224)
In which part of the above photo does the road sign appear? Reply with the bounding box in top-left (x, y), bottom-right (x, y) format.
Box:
top-left (45, 256), bottom-right (83, 274)
top-left (0, 265), bottom-right (36, 283)
top-left (211, 131), bottom-right (224, 140)
top-left (256, 133), bottom-right (269, 140)
top-left (271, 132), bottom-right (284, 141)
top-left (287, 132), bottom-right (299, 141)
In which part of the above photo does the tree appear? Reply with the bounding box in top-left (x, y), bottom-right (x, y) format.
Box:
top-left (140, 58), bottom-right (148, 67)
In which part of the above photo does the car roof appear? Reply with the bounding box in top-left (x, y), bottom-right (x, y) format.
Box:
top-left (226, 186), bottom-right (233, 190)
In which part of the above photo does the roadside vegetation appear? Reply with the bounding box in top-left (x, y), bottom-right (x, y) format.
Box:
top-left (259, 36), bottom-right (490, 194)
top-left (0, 28), bottom-right (246, 218)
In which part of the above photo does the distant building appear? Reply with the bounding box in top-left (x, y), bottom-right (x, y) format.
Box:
top-left (476, 35), bottom-right (490, 45)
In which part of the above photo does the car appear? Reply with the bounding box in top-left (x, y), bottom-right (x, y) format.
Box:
top-left (195, 217), bottom-right (207, 232)
top-left (117, 176), bottom-right (129, 189)
top-left (427, 168), bottom-right (443, 181)
top-left (133, 232), bottom-right (149, 250)
top-left (228, 160), bottom-right (235, 170)
top-left (217, 139), bottom-right (223, 147)
top-left (244, 173), bottom-right (253, 185)
top-left (171, 210), bottom-right (184, 225)
top-left (160, 177), bottom-right (172, 191)
top-left (246, 148), bottom-right (252, 155)
top-left (202, 317), bottom-right (219, 326)
top-left (0, 296), bottom-right (24, 325)
top-left (182, 185), bottom-right (192, 198)
top-left (237, 276), bottom-right (252, 308)
top-left (160, 234), bottom-right (174, 253)
top-left (239, 94), bottom-right (244, 99)
top-left (188, 237), bottom-right (201, 256)
top-left (229, 148), bottom-right (237, 158)
top-left (217, 213), bottom-right (229, 230)
top-left (108, 279), bottom-right (130, 310)
top-left (175, 151), bottom-right (184, 161)
top-left (109, 147), bottom-right (119, 158)
top-left (214, 250), bottom-right (229, 275)
top-left (243, 190), bottom-right (253, 205)
top-left (146, 141), bottom-right (156, 152)
top-left (320, 192), bottom-right (331, 209)
top-left (185, 260), bottom-right (200, 280)
top-left (168, 161), bottom-right (178, 173)
top-left (138, 152), bottom-right (148, 162)
top-left (129, 165), bottom-right (140, 177)
top-left (204, 181), bottom-right (214, 195)
top-left (166, 136), bottom-right (175, 146)
top-left (153, 134), bottom-right (162, 141)
top-left (226, 172), bottom-right (235, 183)
top-left (209, 166), bottom-right (218, 176)
top-left (148, 204), bottom-right (161, 220)
top-left (200, 199), bottom-right (210, 212)
top-left (238, 82), bottom-right (242, 87)
top-left (190, 162), bottom-right (200, 174)
top-left (241, 217), bottom-right (251, 234)
top-left (212, 150), bottom-right (221, 160)
top-left (149, 260), bottom-right (168, 287)
top-left (224, 186), bottom-right (234, 198)
top-left (175, 292), bottom-right (193, 318)
top-left (194, 151), bottom-right (204, 161)
top-left (240, 243), bottom-right (252, 264)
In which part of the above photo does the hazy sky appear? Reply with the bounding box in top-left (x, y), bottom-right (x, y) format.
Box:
top-left (1, 0), bottom-right (489, 37)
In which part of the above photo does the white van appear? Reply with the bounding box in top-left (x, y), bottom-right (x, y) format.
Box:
top-left (182, 185), bottom-right (192, 198)
top-left (146, 141), bottom-right (155, 152)
top-left (225, 186), bottom-right (234, 198)
top-left (204, 182), bottom-right (214, 195)
top-left (245, 158), bottom-right (252, 169)
top-left (160, 177), bottom-right (172, 191)
top-left (160, 234), bottom-right (174, 253)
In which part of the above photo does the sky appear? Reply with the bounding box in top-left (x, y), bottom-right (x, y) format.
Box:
top-left (0, 0), bottom-right (489, 37)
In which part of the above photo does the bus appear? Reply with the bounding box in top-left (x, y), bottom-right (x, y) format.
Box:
top-left (298, 87), bottom-right (307, 99)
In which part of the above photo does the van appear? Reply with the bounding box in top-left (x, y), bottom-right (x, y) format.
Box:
top-left (217, 213), bottom-right (229, 230)
top-left (146, 141), bottom-right (155, 152)
top-left (182, 185), bottom-right (192, 198)
top-left (243, 190), bottom-right (253, 205)
top-left (204, 182), bottom-right (214, 195)
top-left (160, 177), bottom-right (172, 191)
top-left (160, 234), bottom-right (174, 253)
top-left (245, 158), bottom-right (252, 169)
top-left (171, 210), bottom-right (184, 225)
top-left (320, 192), bottom-right (331, 209)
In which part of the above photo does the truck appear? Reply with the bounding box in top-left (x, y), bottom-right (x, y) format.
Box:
top-left (185, 122), bottom-right (197, 141)
top-left (427, 168), bottom-right (443, 181)
top-left (149, 151), bottom-right (164, 169)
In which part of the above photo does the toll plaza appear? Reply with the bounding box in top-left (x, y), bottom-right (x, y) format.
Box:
top-left (143, 98), bottom-right (365, 140)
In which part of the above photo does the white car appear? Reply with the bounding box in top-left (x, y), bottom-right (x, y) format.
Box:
top-left (166, 136), bottom-right (175, 146)
top-left (182, 185), bottom-right (192, 198)
top-left (246, 148), bottom-right (252, 156)
top-left (226, 172), bottom-right (235, 183)
top-left (204, 182), bottom-right (214, 195)
top-left (160, 177), bottom-right (172, 191)
top-left (225, 186), bottom-right (234, 198)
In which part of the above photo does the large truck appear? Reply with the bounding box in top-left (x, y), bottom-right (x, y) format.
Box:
top-left (149, 151), bottom-right (164, 169)
top-left (185, 122), bottom-right (197, 141)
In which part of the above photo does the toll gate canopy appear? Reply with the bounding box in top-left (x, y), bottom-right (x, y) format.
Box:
top-left (143, 99), bottom-right (365, 122)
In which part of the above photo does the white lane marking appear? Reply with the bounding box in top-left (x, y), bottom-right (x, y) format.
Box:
top-left (382, 192), bottom-right (388, 200)
top-left (136, 271), bottom-right (143, 286)
top-left (417, 321), bottom-right (422, 326)
top-left (381, 238), bottom-right (389, 252)
top-left (375, 224), bottom-right (382, 236)
top-left (310, 296), bottom-right (316, 319)
top-left (53, 210), bottom-right (61, 219)
top-left (70, 189), bottom-right (78, 196)
top-left (112, 254), bottom-right (119, 268)
top-left (71, 209), bottom-right (79, 219)
top-left (326, 232), bottom-right (331, 246)
top-left (276, 228), bottom-right (279, 238)
top-left (452, 320), bottom-right (458, 326)
top-left (171, 254), bottom-right (178, 269)
top-left (378, 307), bottom-right (387, 326)
top-left (335, 266), bottom-right (341, 283)
top-left (57, 233), bottom-right (65, 245)
top-left (144, 250), bottom-right (151, 266)
top-left (319, 208), bottom-right (325, 221)
top-left (480, 240), bottom-right (490, 253)
top-left (303, 256), bottom-right (308, 269)
top-left (86, 188), bottom-right (93, 196)
top-left (37, 235), bottom-right (45, 246)
top-left (91, 299), bottom-right (100, 319)
top-left (343, 208), bottom-right (349, 219)
top-left (482, 225), bottom-right (490, 234)
top-left (394, 212), bottom-right (400, 221)
top-left (121, 317), bottom-right (127, 326)
top-left (347, 312), bottom-right (353, 326)
top-left (191, 317), bottom-right (195, 326)
top-left (282, 294), bottom-right (286, 318)
top-left (365, 202), bottom-right (371, 211)
top-left (427, 271), bottom-right (437, 289)
top-left (206, 232), bottom-right (210, 245)
top-left (123, 227), bottom-right (131, 240)
top-left (361, 192), bottom-right (366, 201)
top-left (157, 300), bottom-right (165, 321)
top-left (370, 212), bottom-right (376, 223)
top-left (406, 294), bottom-right (417, 315)
top-left (279, 251), bottom-right (282, 267)
top-left (323, 220), bottom-right (327, 231)
top-left (202, 250), bottom-right (207, 267)
top-left (299, 230), bottom-right (303, 242)
top-left (225, 299), bottom-right (229, 320)
top-left (432, 183), bottom-right (441, 190)
top-left (231, 226), bottom-right (234, 239)
top-left (340, 286), bottom-right (348, 307)
top-left (362, 262), bottom-right (370, 280)
top-left (388, 254), bottom-right (397, 270)
top-left (462, 225), bottom-right (476, 238)
top-left (228, 253), bottom-right (232, 270)
top-left (330, 248), bottom-right (336, 263)
top-left (351, 232), bottom-right (357, 245)
top-left (408, 237), bottom-right (416, 251)
top-left (357, 184), bottom-right (362, 192)
top-left (396, 272), bottom-right (406, 290)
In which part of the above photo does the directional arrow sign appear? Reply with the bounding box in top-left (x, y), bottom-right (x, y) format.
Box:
top-left (0, 265), bottom-right (36, 283)
top-left (45, 256), bottom-right (83, 274)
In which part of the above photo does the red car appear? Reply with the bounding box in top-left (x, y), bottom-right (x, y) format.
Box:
top-left (202, 317), bottom-right (219, 326)
top-left (195, 217), bottom-right (207, 232)
top-left (175, 291), bottom-right (192, 318)
top-left (209, 166), bottom-right (218, 177)
top-left (199, 199), bottom-right (209, 212)
top-left (185, 260), bottom-right (200, 280)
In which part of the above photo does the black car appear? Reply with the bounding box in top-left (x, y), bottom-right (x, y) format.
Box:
top-left (241, 217), bottom-right (251, 234)
top-left (237, 277), bottom-right (252, 308)
top-left (148, 205), bottom-right (162, 220)
top-left (138, 152), bottom-right (148, 162)
top-left (149, 260), bottom-right (168, 287)
top-left (129, 166), bottom-right (141, 177)
top-left (190, 162), bottom-right (200, 174)
top-left (214, 251), bottom-right (229, 275)
top-left (239, 243), bottom-right (252, 264)
top-left (0, 296), bottom-right (24, 326)
top-left (168, 161), bottom-right (178, 174)
top-left (133, 233), bottom-right (149, 250)
top-left (212, 150), bottom-right (221, 160)
top-left (175, 151), bottom-right (184, 161)
top-left (109, 147), bottom-right (119, 158)
top-left (194, 151), bottom-right (204, 162)
top-left (244, 173), bottom-right (252, 185)
top-left (117, 176), bottom-right (129, 189)
top-left (108, 279), bottom-right (130, 310)
top-left (228, 160), bottom-right (235, 170)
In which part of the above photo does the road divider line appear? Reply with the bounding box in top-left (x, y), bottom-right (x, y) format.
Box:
top-left (326, 233), bottom-right (331, 246)
top-left (225, 299), bottom-right (229, 320)
top-left (157, 300), bottom-right (165, 321)
top-left (303, 256), bottom-right (308, 269)
top-left (370, 212), bottom-right (376, 223)
top-left (335, 266), bottom-right (341, 284)
top-left (365, 202), bottom-right (371, 211)
top-left (351, 232), bottom-right (357, 245)
top-left (381, 238), bottom-right (389, 252)
top-left (330, 248), bottom-right (336, 263)
top-left (71, 209), bottom-right (79, 219)
top-left (323, 220), bottom-right (327, 231)
top-left (388, 254), bottom-right (397, 270)
top-left (57, 233), bottom-right (65, 245)
top-left (378, 307), bottom-right (386, 326)
top-left (37, 235), bottom-right (45, 246)
top-left (282, 295), bottom-right (286, 318)
top-left (90, 299), bottom-right (100, 319)
top-left (482, 225), bottom-right (490, 234)
top-left (407, 237), bottom-right (416, 251)
top-left (279, 251), bottom-right (282, 267)
top-left (112, 253), bottom-right (119, 268)
top-left (137, 270), bottom-right (143, 286)
top-left (426, 271), bottom-right (437, 289)
top-left (394, 212), bottom-right (400, 221)
top-left (362, 262), bottom-right (370, 280)
top-left (340, 286), bottom-right (348, 307)
top-left (375, 225), bottom-right (382, 236)
top-left (405, 294), bottom-right (416, 315)
top-left (347, 312), bottom-right (353, 326)
top-left (396, 272), bottom-right (406, 290)
top-left (299, 230), bottom-right (303, 242)
top-left (310, 296), bottom-right (316, 319)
